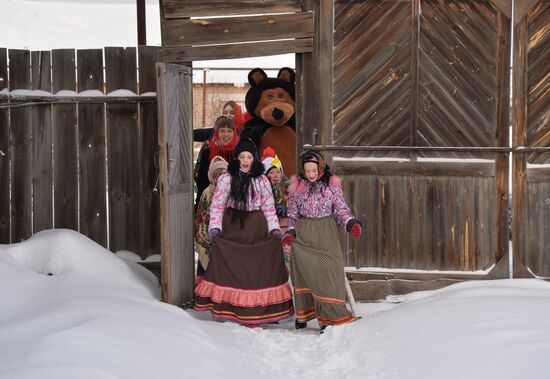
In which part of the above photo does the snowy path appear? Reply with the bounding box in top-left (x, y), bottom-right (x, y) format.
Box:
top-left (2, 230), bottom-right (550, 379)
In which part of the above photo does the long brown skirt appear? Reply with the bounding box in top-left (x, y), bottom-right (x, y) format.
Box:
top-left (194, 208), bottom-right (294, 325)
top-left (290, 216), bottom-right (358, 326)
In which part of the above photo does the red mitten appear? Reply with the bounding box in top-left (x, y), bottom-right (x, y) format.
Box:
top-left (282, 233), bottom-right (295, 246)
top-left (350, 223), bottom-right (361, 240)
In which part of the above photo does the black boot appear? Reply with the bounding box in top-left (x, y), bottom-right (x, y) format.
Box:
top-left (295, 320), bottom-right (307, 329)
top-left (319, 325), bottom-right (327, 334)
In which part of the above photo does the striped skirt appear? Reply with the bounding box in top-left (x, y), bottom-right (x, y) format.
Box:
top-left (290, 216), bottom-right (358, 326)
top-left (194, 208), bottom-right (294, 325)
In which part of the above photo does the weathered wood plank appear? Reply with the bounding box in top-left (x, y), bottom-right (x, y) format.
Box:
top-left (9, 49), bottom-right (32, 241)
top-left (31, 51), bottom-right (53, 233)
top-left (138, 45), bottom-right (160, 259)
top-left (77, 49), bottom-right (107, 247)
top-left (163, 13), bottom-right (313, 47)
top-left (0, 48), bottom-right (9, 243)
top-left (105, 47), bottom-right (137, 93)
top-left (161, 0), bottom-right (303, 18)
top-left (512, 18), bottom-right (529, 272)
top-left (409, 0), bottom-right (420, 159)
top-left (515, 0), bottom-right (540, 25)
top-left (105, 47), bottom-right (140, 254)
top-left (525, 2), bottom-right (550, 164)
top-left (332, 160), bottom-right (495, 177)
top-left (161, 38), bottom-right (313, 62)
top-left (494, 11), bottom-right (511, 267)
top-left (157, 63), bottom-right (194, 305)
top-left (492, 0), bottom-right (512, 19)
top-left (0, 47), bottom-right (7, 91)
top-left (52, 49), bottom-right (78, 231)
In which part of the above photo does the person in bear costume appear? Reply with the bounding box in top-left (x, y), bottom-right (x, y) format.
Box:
top-left (240, 67), bottom-right (297, 177)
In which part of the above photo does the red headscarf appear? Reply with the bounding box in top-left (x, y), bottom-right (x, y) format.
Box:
top-left (208, 116), bottom-right (239, 162)
top-left (223, 101), bottom-right (246, 135)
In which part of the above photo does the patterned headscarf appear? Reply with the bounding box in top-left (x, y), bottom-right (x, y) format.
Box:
top-left (298, 150), bottom-right (326, 176)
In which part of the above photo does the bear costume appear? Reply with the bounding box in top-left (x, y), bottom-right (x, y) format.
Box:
top-left (240, 67), bottom-right (297, 177)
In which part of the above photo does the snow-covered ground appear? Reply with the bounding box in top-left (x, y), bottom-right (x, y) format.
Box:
top-left (1, 230), bottom-right (550, 379)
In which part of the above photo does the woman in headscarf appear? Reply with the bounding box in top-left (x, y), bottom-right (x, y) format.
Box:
top-left (194, 116), bottom-right (238, 208)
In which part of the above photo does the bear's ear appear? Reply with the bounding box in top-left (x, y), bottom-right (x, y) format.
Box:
top-left (248, 68), bottom-right (267, 86)
top-left (277, 67), bottom-right (295, 85)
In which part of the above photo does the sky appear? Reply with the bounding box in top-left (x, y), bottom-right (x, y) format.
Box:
top-left (1, 229), bottom-right (550, 378)
top-left (0, 0), bottom-right (294, 84)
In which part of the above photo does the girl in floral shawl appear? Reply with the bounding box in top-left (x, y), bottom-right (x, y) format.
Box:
top-left (282, 150), bottom-right (362, 332)
top-left (194, 156), bottom-right (228, 284)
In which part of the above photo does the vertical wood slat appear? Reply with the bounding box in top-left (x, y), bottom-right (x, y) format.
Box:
top-left (77, 49), bottom-right (107, 247)
top-left (512, 17), bottom-right (528, 275)
top-left (9, 49), bottom-right (32, 242)
top-left (157, 62), bottom-right (194, 306)
top-left (494, 10), bottom-right (511, 270)
top-left (31, 51), bottom-right (53, 233)
top-left (0, 48), bottom-right (9, 243)
top-left (52, 49), bottom-right (78, 230)
top-left (138, 46), bottom-right (161, 259)
top-left (106, 47), bottom-right (140, 254)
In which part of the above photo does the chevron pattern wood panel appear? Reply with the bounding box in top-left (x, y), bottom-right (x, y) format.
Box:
top-left (333, 0), bottom-right (504, 159)
top-left (526, 2), bottom-right (550, 164)
top-left (418, 0), bottom-right (499, 159)
top-left (333, 0), bottom-right (413, 158)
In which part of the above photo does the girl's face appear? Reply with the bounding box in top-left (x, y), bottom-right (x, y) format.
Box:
top-left (303, 162), bottom-right (319, 183)
top-left (267, 168), bottom-right (282, 184)
top-left (217, 127), bottom-right (234, 145)
top-left (222, 105), bottom-right (235, 119)
top-left (238, 151), bottom-right (254, 172)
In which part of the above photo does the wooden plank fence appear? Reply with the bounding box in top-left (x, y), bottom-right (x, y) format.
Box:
top-left (0, 46), bottom-right (161, 260)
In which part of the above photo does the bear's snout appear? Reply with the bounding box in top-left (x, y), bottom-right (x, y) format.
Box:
top-left (272, 107), bottom-right (284, 120)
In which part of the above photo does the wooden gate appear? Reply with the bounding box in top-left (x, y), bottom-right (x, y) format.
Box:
top-left (156, 63), bottom-right (194, 305)
top-left (309, 0), bottom-right (513, 297)
top-left (512, 1), bottom-right (550, 278)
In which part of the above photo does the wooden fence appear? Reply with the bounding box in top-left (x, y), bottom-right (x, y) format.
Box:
top-left (0, 46), bottom-right (161, 260)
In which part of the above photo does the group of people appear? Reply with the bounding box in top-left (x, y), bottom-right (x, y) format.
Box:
top-left (192, 100), bottom-right (363, 332)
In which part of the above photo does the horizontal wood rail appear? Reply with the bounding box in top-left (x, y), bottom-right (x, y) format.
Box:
top-left (0, 93), bottom-right (156, 108)
top-left (304, 145), bottom-right (550, 153)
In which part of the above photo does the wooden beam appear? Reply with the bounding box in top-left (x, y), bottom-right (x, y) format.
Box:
top-left (494, 11), bottom-right (511, 263)
top-left (512, 18), bottom-right (528, 270)
top-left (515, 0), bottom-right (539, 25)
top-left (161, 0), bottom-right (303, 18)
top-left (410, 0), bottom-right (420, 160)
top-left (162, 12), bottom-right (313, 47)
top-left (161, 38), bottom-right (313, 62)
top-left (491, 0), bottom-right (512, 19)
top-left (332, 160), bottom-right (496, 177)
top-left (349, 278), bottom-right (463, 302)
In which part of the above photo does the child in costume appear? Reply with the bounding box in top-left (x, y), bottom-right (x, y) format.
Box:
top-left (194, 138), bottom-right (294, 326)
top-left (283, 150), bottom-right (362, 331)
top-left (261, 147), bottom-right (291, 269)
top-left (193, 156), bottom-right (228, 284)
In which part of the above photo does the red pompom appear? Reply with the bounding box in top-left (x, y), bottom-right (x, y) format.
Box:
top-left (262, 146), bottom-right (276, 160)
